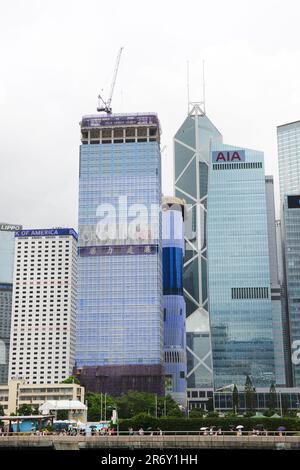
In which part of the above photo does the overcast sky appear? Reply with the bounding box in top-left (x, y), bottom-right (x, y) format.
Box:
top-left (0, 0), bottom-right (299, 229)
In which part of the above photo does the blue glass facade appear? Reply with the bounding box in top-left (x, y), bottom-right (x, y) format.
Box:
top-left (0, 230), bottom-right (16, 284)
top-left (163, 248), bottom-right (183, 296)
top-left (207, 145), bottom-right (276, 389)
top-left (282, 195), bottom-right (300, 386)
top-left (162, 201), bottom-right (187, 405)
top-left (0, 225), bottom-right (20, 384)
top-left (76, 114), bottom-right (164, 394)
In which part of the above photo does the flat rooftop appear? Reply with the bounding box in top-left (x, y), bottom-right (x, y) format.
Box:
top-left (15, 228), bottom-right (78, 241)
top-left (81, 112), bottom-right (160, 129)
top-left (277, 119), bottom-right (300, 129)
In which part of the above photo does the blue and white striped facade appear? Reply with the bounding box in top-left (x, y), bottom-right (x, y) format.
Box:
top-left (162, 198), bottom-right (186, 405)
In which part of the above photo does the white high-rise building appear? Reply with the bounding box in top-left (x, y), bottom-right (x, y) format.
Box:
top-left (8, 228), bottom-right (77, 384)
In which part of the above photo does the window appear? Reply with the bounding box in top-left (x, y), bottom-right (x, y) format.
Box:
top-left (232, 287), bottom-right (269, 299)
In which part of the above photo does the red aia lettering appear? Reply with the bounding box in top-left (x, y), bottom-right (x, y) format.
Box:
top-left (216, 152), bottom-right (226, 161)
top-left (231, 151), bottom-right (241, 161)
top-left (216, 151), bottom-right (241, 162)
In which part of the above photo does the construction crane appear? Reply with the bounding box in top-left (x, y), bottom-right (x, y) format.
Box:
top-left (97, 47), bottom-right (123, 114)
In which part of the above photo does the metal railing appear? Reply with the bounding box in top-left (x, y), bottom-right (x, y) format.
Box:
top-left (0, 430), bottom-right (299, 437)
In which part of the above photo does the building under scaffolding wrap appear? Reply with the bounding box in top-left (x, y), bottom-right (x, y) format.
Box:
top-left (75, 112), bottom-right (164, 396)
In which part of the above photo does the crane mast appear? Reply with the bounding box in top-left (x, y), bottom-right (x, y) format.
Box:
top-left (97, 47), bottom-right (123, 114)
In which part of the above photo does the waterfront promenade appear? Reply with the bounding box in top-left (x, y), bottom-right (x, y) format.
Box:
top-left (1, 433), bottom-right (300, 450)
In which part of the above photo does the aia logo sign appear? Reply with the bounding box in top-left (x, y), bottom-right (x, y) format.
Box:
top-left (212, 150), bottom-right (245, 163)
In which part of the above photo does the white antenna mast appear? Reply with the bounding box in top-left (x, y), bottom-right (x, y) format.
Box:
top-left (187, 60), bottom-right (190, 115)
top-left (187, 59), bottom-right (206, 116)
top-left (202, 60), bottom-right (206, 114)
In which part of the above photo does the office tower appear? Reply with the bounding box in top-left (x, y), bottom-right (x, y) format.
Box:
top-left (174, 104), bottom-right (223, 391)
top-left (282, 195), bottom-right (300, 386)
top-left (207, 145), bottom-right (276, 389)
top-left (8, 228), bottom-right (77, 384)
top-left (277, 121), bottom-right (300, 200)
top-left (0, 223), bottom-right (22, 384)
top-left (277, 120), bottom-right (300, 386)
top-left (76, 112), bottom-right (164, 395)
top-left (265, 176), bottom-right (287, 386)
top-left (276, 220), bottom-right (284, 285)
top-left (275, 218), bottom-right (292, 384)
top-left (162, 196), bottom-right (186, 406)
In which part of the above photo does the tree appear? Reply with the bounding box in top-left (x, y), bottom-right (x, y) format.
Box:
top-left (232, 385), bottom-right (239, 413)
top-left (269, 382), bottom-right (277, 411)
top-left (282, 394), bottom-right (289, 416)
top-left (206, 397), bottom-right (214, 412)
top-left (16, 404), bottom-right (34, 416)
top-left (188, 408), bottom-right (205, 418)
top-left (61, 376), bottom-right (80, 385)
top-left (57, 410), bottom-right (69, 420)
top-left (244, 375), bottom-right (257, 412)
top-left (86, 392), bottom-right (116, 421)
top-left (206, 411), bottom-right (219, 417)
top-left (157, 395), bottom-right (183, 418)
top-left (0, 405), bottom-right (4, 427)
top-left (116, 392), bottom-right (156, 419)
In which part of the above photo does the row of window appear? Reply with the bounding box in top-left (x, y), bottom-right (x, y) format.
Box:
top-left (231, 287), bottom-right (269, 299)
top-left (212, 162), bottom-right (263, 170)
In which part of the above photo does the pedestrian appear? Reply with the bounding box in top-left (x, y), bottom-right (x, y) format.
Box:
top-left (138, 427), bottom-right (144, 436)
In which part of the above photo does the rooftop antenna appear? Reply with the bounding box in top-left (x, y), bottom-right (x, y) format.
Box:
top-left (188, 59), bottom-right (206, 116)
top-left (187, 60), bottom-right (190, 115)
top-left (202, 60), bottom-right (206, 114)
top-left (97, 47), bottom-right (124, 114)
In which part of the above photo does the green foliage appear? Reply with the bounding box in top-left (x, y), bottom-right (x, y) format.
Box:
top-left (116, 391), bottom-right (156, 419)
top-left (188, 408), bottom-right (205, 418)
top-left (232, 384), bottom-right (239, 413)
top-left (281, 395), bottom-right (289, 415)
top-left (244, 375), bottom-right (257, 411)
top-left (263, 408), bottom-right (279, 417)
top-left (284, 409), bottom-right (298, 418)
top-left (56, 410), bottom-right (69, 420)
top-left (157, 395), bottom-right (184, 418)
top-left (61, 376), bottom-right (80, 385)
top-left (16, 404), bottom-right (35, 416)
top-left (85, 391), bottom-right (183, 421)
top-left (86, 392), bottom-right (116, 421)
top-left (269, 382), bottom-right (277, 410)
top-left (224, 411), bottom-right (238, 418)
top-left (205, 411), bottom-right (219, 418)
top-left (119, 416), bottom-right (300, 432)
top-left (206, 398), bottom-right (214, 411)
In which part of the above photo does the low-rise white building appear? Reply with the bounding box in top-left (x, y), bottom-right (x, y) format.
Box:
top-left (0, 379), bottom-right (85, 415)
